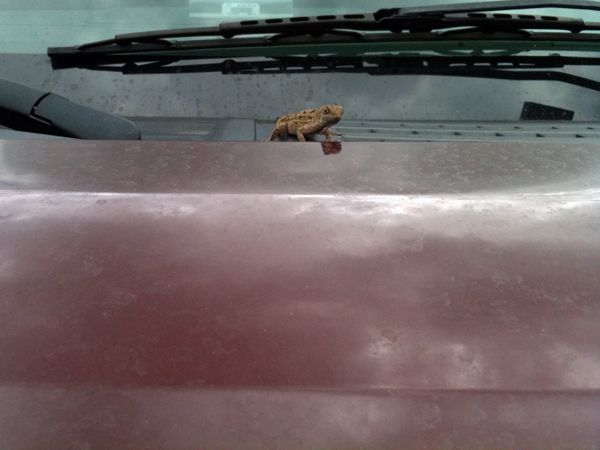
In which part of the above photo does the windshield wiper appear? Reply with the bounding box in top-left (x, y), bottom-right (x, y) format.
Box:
top-left (48, 15), bottom-right (600, 68)
top-left (47, 0), bottom-right (600, 92)
top-left (52, 53), bottom-right (600, 93)
top-left (49, 0), bottom-right (600, 59)
top-left (0, 77), bottom-right (140, 139)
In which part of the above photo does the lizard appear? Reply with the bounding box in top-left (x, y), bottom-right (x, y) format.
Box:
top-left (267, 105), bottom-right (344, 142)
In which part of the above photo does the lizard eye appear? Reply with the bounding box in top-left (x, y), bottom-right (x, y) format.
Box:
top-left (323, 107), bottom-right (330, 114)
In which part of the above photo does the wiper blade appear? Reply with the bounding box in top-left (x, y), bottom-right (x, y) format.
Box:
top-left (49, 28), bottom-right (600, 70)
top-left (48, 24), bottom-right (600, 74)
top-left (49, 0), bottom-right (600, 58)
top-left (55, 54), bottom-right (600, 92)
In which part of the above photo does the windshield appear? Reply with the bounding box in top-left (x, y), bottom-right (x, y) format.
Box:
top-left (2, 0), bottom-right (600, 53)
top-left (2, 0), bottom-right (600, 131)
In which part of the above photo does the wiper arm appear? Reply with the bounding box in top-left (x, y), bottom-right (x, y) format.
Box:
top-left (399, 0), bottom-right (600, 16)
top-left (0, 77), bottom-right (140, 139)
top-left (49, 0), bottom-right (600, 57)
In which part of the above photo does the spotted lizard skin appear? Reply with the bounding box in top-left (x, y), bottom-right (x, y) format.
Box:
top-left (267, 105), bottom-right (344, 141)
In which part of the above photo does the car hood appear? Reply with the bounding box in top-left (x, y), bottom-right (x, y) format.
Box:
top-left (1, 139), bottom-right (599, 448)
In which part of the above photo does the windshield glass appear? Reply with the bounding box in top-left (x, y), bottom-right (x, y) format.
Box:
top-left (2, 0), bottom-right (600, 130)
top-left (2, 0), bottom-right (600, 53)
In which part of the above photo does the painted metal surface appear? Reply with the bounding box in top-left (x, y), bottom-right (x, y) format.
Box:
top-left (1, 139), bottom-right (599, 449)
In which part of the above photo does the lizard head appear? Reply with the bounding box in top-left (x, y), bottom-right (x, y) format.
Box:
top-left (318, 105), bottom-right (344, 125)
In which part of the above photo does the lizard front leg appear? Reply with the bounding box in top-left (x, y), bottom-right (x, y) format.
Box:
top-left (321, 128), bottom-right (343, 141)
top-left (321, 128), bottom-right (344, 141)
